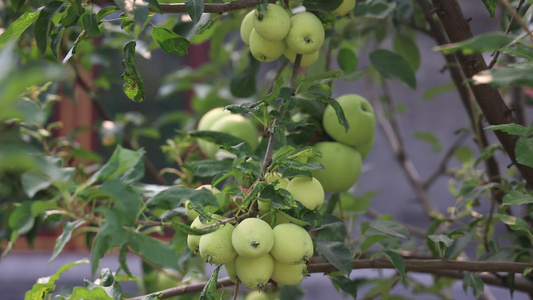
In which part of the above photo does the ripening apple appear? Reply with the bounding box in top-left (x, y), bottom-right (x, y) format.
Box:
top-left (232, 218), bottom-right (274, 258)
top-left (199, 223), bottom-right (237, 265)
top-left (236, 253), bottom-right (274, 290)
top-left (271, 260), bottom-right (307, 285)
top-left (283, 47), bottom-right (319, 67)
top-left (285, 12), bottom-right (325, 55)
top-left (249, 29), bottom-right (286, 62)
top-left (332, 0), bottom-right (356, 16)
top-left (270, 223), bottom-right (313, 264)
top-left (240, 10), bottom-right (255, 45)
top-left (307, 141), bottom-right (362, 193)
top-left (322, 94), bottom-right (376, 148)
top-left (253, 4), bottom-right (290, 41)
top-left (187, 215), bottom-right (222, 255)
top-left (285, 176), bottom-right (325, 210)
top-left (199, 113), bottom-right (259, 158)
top-left (185, 185), bottom-right (229, 220)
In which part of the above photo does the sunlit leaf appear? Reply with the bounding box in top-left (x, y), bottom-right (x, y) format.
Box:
top-left (152, 27), bottom-right (190, 55)
top-left (0, 11), bottom-right (40, 48)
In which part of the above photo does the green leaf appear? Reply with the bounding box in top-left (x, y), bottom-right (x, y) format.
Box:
top-left (279, 285), bottom-right (305, 300)
top-left (182, 159), bottom-right (232, 180)
top-left (302, 0), bottom-right (343, 12)
top-left (524, 267), bottom-right (533, 276)
top-left (301, 70), bottom-right (342, 83)
top-left (508, 272), bottom-right (515, 298)
top-left (481, 0), bottom-right (497, 18)
top-left (370, 49), bottom-right (416, 89)
top-left (9, 201), bottom-right (34, 235)
top-left (171, 220), bottom-right (220, 235)
top-left (454, 182), bottom-right (498, 214)
top-left (368, 220), bottom-right (410, 240)
top-left (353, 0), bottom-right (396, 19)
top-left (121, 41), bottom-right (145, 102)
top-left (360, 234), bottom-right (388, 252)
top-left (81, 12), bottom-right (100, 37)
top-left (330, 276), bottom-right (358, 299)
top-left (414, 131), bottom-right (441, 152)
top-left (49, 220), bottom-right (86, 263)
top-left (515, 137), bottom-right (533, 168)
top-left (499, 214), bottom-right (532, 235)
top-left (129, 231), bottom-right (180, 270)
top-left (502, 190), bottom-right (533, 206)
top-left (427, 234), bottom-right (454, 247)
top-left (152, 27), bottom-right (190, 55)
top-left (185, 0), bottom-right (204, 24)
top-left (393, 32), bottom-right (420, 71)
top-left (66, 286), bottom-right (113, 300)
top-left (316, 241), bottom-right (353, 276)
top-left (149, 185), bottom-right (218, 210)
top-left (191, 130), bottom-right (257, 160)
top-left (473, 63), bottom-right (533, 87)
top-left (499, 46), bottom-right (533, 60)
top-left (434, 33), bottom-right (515, 55)
top-left (381, 250), bottom-right (405, 278)
top-left (91, 209), bottom-right (129, 274)
top-left (0, 11), bottom-right (40, 49)
top-left (145, 0), bottom-right (162, 13)
top-left (34, 1), bottom-right (66, 53)
top-left (97, 6), bottom-right (121, 22)
top-left (200, 265), bottom-right (220, 300)
top-left (462, 272), bottom-right (484, 297)
top-left (485, 123), bottom-right (528, 136)
top-left (230, 53), bottom-right (260, 98)
top-left (24, 283), bottom-right (56, 300)
top-left (317, 97), bottom-right (349, 132)
top-left (114, 0), bottom-right (148, 24)
top-left (314, 214), bottom-right (347, 243)
top-left (337, 48), bottom-right (358, 73)
top-left (422, 82), bottom-right (456, 101)
top-left (100, 179), bottom-right (143, 226)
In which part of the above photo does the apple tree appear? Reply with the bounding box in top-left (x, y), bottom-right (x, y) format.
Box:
top-left (1, 0), bottom-right (533, 299)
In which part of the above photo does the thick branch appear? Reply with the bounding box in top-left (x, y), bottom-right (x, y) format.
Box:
top-left (431, 0), bottom-right (533, 189)
top-left (90, 0), bottom-right (275, 14)
top-left (125, 259), bottom-right (533, 299)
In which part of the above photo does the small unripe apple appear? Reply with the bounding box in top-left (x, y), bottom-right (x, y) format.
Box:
top-left (271, 260), bottom-right (307, 285)
top-left (224, 258), bottom-right (238, 283)
top-left (197, 107), bottom-right (232, 158)
top-left (185, 185), bottom-right (229, 220)
top-left (245, 291), bottom-right (271, 300)
top-left (240, 10), bottom-right (255, 45)
top-left (307, 141), bottom-right (362, 193)
top-left (332, 0), bottom-right (356, 16)
top-left (264, 172), bottom-right (289, 189)
top-left (253, 4), bottom-right (290, 41)
top-left (270, 223), bottom-right (313, 264)
top-left (187, 215), bottom-right (221, 255)
top-left (232, 218), bottom-right (274, 258)
top-left (322, 94), bottom-right (375, 148)
top-left (249, 29), bottom-right (286, 62)
top-left (285, 176), bottom-right (325, 210)
top-left (285, 12), bottom-right (325, 55)
top-left (236, 254), bottom-right (274, 290)
top-left (199, 223), bottom-right (237, 265)
top-left (283, 47), bottom-right (319, 67)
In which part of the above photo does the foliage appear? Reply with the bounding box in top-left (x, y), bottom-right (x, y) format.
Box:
top-left (1, 0), bottom-right (533, 299)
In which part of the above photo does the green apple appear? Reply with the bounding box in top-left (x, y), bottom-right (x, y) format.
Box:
top-left (332, 0), bottom-right (356, 16)
top-left (245, 291), bottom-right (271, 300)
top-left (187, 214), bottom-right (222, 255)
top-left (283, 47), bottom-right (319, 67)
top-left (197, 107), bottom-right (232, 158)
top-left (185, 185), bottom-right (229, 220)
top-left (199, 113), bottom-right (259, 158)
top-left (240, 10), bottom-right (255, 45)
top-left (270, 223), bottom-right (313, 264)
top-left (322, 94), bottom-right (375, 147)
top-left (285, 176), bottom-right (324, 210)
top-left (236, 253), bottom-right (274, 290)
top-left (224, 257), bottom-right (238, 283)
top-left (249, 29), bottom-right (286, 62)
top-left (354, 134), bottom-right (374, 159)
top-left (264, 171), bottom-right (289, 189)
top-left (257, 199), bottom-right (290, 226)
top-left (271, 260), bottom-right (307, 285)
top-left (253, 4), bottom-right (290, 41)
top-left (307, 141), bottom-right (362, 193)
top-left (273, 145), bottom-right (309, 163)
top-left (285, 12), bottom-right (325, 55)
top-left (232, 218), bottom-right (274, 258)
top-left (199, 223), bottom-right (237, 265)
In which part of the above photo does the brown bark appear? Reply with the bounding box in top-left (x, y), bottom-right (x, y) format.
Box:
top-left (431, 0), bottom-right (533, 189)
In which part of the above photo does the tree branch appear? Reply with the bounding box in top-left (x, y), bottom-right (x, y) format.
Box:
top-left (125, 259), bottom-right (533, 299)
top-left (90, 0), bottom-right (276, 14)
top-left (431, 0), bottom-right (533, 189)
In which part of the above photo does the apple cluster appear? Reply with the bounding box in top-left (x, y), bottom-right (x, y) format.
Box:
top-left (307, 94), bottom-right (376, 193)
top-left (240, 4), bottom-right (325, 66)
top-left (187, 216), bottom-right (312, 290)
